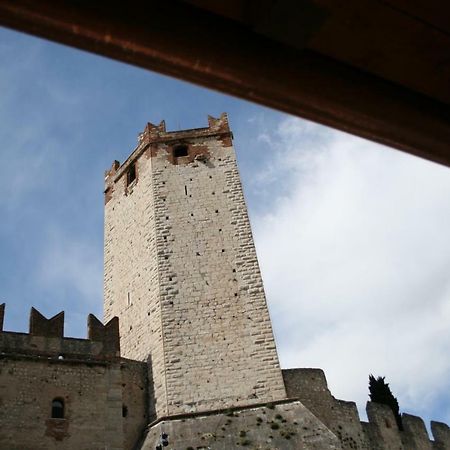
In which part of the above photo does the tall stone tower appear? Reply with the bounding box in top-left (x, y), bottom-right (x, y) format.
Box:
top-left (103, 113), bottom-right (286, 419)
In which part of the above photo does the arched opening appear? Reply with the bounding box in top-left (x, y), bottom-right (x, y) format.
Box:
top-left (51, 398), bottom-right (65, 419)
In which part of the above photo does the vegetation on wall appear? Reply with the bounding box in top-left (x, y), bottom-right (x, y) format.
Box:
top-left (368, 375), bottom-right (403, 430)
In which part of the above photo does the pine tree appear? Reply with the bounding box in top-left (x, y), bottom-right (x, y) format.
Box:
top-left (368, 375), bottom-right (403, 430)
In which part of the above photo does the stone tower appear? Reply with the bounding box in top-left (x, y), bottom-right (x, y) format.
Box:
top-left (103, 113), bottom-right (286, 419)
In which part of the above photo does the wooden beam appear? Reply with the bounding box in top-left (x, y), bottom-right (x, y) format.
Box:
top-left (0, 0), bottom-right (449, 166)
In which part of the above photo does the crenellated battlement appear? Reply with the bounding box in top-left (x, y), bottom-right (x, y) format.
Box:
top-left (0, 303), bottom-right (120, 361)
top-left (139, 112), bottom-right (231, 145)
top-left (104, 113), bottom-right (232, 197)
top-left (283, 368), bottom-right (450, 449)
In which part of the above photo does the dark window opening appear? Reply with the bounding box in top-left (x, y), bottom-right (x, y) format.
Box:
top-left (127, 163), bottom-right (136, 186)
top-left (173, 145), bottom-right (188, 158)
top-left (184, 185), bottom-right (188, 195)
top-left (122, 405), bottom-right (128, 418)
top-left (51, 398), bottom-right (65, 419)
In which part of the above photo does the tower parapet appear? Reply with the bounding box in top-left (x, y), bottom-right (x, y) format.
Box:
top-left (105, 113), bottom-right (232, 201)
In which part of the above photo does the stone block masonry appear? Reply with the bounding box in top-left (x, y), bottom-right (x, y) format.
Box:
top-left (0, 304), bottom-right (147, 450)
top-left (283, 368), bottom-right (450, 449)
top-left (104, 114), bottom-right (287, 418)
top-left (141, 400), bottom-right (341, 449)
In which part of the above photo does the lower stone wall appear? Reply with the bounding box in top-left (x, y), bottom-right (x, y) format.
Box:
top-left (283, 368), bottom-right (368, 449)
top-left (139, 400), bottom-right (340, 449)
top-left (282, 368), bottom-right (450, 450)
top-left (121, 359), bottom-right (149, 450)
top-left (0, 355), bottom-right (147, 450)
top-left (432, 422), bottom-right (450, 450)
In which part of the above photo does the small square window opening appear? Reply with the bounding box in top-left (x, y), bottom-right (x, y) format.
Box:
top-left (173, 145), bottom-right (189, 158)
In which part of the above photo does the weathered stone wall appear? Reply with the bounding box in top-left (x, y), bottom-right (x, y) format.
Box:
top-left (283, 368), bottom-right (368, 449)
top-left (283, 368), bottom-right (450, 449)
top-left (141, 400), bottom-right (340, 450)
top-left (0, 305), bottom-right (147, 450)
top-left (104, 114), bottom-right (286, 418)
top-left (0, 356), bottom-right (123, 450)
top-left (121, 359), bottom-right (149, 450)
top-left (104, 135), bottom-right (167, 417)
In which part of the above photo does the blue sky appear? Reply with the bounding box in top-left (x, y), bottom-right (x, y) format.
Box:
top-left (1, 27), bottom-right (449, 432)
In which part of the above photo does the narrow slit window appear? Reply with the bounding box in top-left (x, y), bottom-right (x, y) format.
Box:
top-left (51, 398), bottom-right (65, 419)
top-left (173, 145), bottom-right (188, 158)
top-left (127, 163), bottom-right (136, 185)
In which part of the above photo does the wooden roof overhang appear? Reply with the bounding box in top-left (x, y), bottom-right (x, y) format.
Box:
top-left (0, 0), bottom-right (449, 165)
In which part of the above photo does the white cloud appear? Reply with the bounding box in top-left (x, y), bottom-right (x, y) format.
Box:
top-left (250, 116), bottom-right (450, 425)
top-left (35, 227), bottom-right (103, 335)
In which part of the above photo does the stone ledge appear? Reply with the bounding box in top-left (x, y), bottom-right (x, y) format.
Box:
top-left (140, 400), bottom-right (341, 450)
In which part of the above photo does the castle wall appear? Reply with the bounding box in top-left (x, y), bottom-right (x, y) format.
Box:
top-left (282, 368), bottom-right (450, 449)
top-left (0, 306), bottom-right (148, 450)
top-left (283, 368), bottom-right (368, 449)
top-left (121, 359), bottom-right (149, 450)
top-left (104, 115), bottom-right (286, 418)
top-left (140, 400), bottom-right (340, 450)
top-left (0, 355), bottom-right (123, 450)
top-left (431, 422), bottom-right (450, 450)
top-left (0, 331), bottom-right (105, 359)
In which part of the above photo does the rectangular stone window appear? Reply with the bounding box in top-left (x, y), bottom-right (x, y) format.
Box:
top-left (173, 145), bottom-right (188, 158)
top-left (127, 163), bottom-right (137, 185)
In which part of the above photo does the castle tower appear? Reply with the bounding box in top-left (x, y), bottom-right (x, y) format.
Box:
top-left (103, 114), bottom-right (286, 418)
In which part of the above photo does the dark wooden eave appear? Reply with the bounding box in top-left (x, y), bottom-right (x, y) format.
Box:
top-left (0, 0), bottom-right (449, 166)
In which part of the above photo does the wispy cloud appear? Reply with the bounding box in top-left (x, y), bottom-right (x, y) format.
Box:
top-left (250, 116), bottom-right (450, 425)
top-left (34, 227), bottom-right (103, 336)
